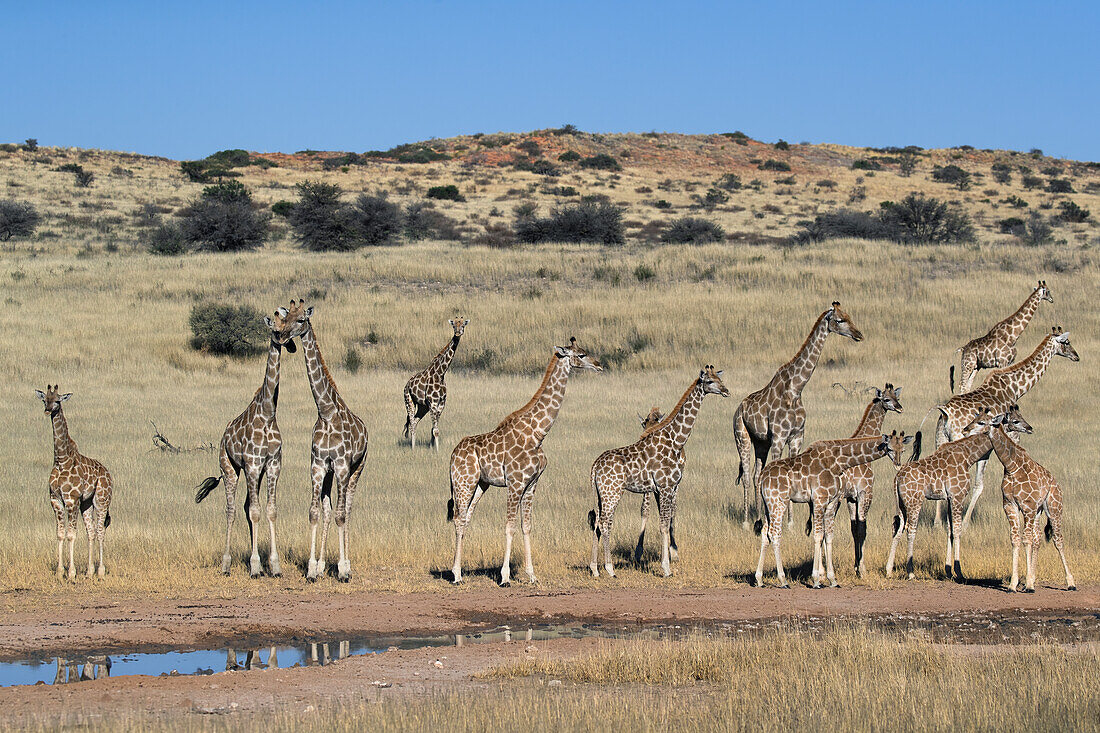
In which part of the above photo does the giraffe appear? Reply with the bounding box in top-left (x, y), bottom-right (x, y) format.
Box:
top-left (885, 406), bottom-right (1033, 582)
top-left (931, 326), bottom-right (1078, 529)
top-left (403, 317), bottom-right (468, 450)
top-left (36, 386), bottom-right (113, 580)
top-left (448, 337), bottom-right (602, 586)
top-left (589, 367), bottom-right (730, 579)
top-left (294, 300), bottom-right (369, 583)
top-left (194, 305), bottom-right (305, 577)
top-left (978, 412), bottom-right (1075, 592)
top-left (951, 280), bottom-right (1053, 394)
top-left (824, 383), bottom-right (903, 577)
top-left (633, 407), bottom-right (679, 563)
top-left (734, 302), bottom-right (864, 527)
top-left (753, 431), bottom-right (909, 588)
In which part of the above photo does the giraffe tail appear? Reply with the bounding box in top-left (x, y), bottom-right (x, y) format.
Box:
top-left (194, 476), bottom-right (221, 504)
top-left (589, 462), bottom-right (602, 538)
top-left (104, 511), bottom-right (111, 529)
top-left (805, 516), bottom-right (812, 537)
top-left (588, 510), bottom-right (600, 538)
top-left (1044, 516), bottom-right (1053, 543)
top-left (447, 498), bottom-right (454, 523)
top-left (949, 365), bottom-right (955, 393)
top-left (753, 519), bottom-right (763, 536)
top-left (909, 432), bottom-right (923, 463)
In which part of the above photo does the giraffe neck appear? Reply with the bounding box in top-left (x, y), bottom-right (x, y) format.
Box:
top-left (998, 335), bottom-right (1055, 400)
top-left (850, 399), bottom-right (887, 438)
top-left (506, 353), bottom-right (572, 444)
top-left (299, 323), bottom-right (341, 419)
top-left (652, 380), bottom-right (706, 453)
top-left (777, 311), bottom-right (830, 395)
top-left (50, 407), bottom-right (77, 465)
top-left (998, 288), bottom-right (1042, 342)
top-left (951, 433), bottom-right (996, 466)
top-left (257, 339), bottom-right (282, 414)
top-left (430, 334), bottom-right (461, 376)
top-left (988, 426), bottom-right (1021, 472)
top-left (824, 437), bottom-right (883, 471)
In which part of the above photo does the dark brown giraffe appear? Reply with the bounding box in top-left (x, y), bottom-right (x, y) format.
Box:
top-left (734, 302), bottom-right (864, 527)
top-left (403, 317), bottom-right (468, 450)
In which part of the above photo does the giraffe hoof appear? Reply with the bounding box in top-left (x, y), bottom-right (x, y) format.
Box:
top-left (499, 580), bottom-right (511, 588)
top-left (1024, 587), bottom-right (1035, 594)
top-left (306, 575), bottom-right (317, 584)
top-left (1069, 585), bottom-right (1077, 591)
top-left (778, 583), bottom-right (790, 589)
top-left (338, 574), bottom-right (351, 584)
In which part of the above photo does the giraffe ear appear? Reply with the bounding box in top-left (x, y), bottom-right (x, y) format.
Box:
top-left (449, 319), bottom-right (455, 326)
top-left (555, 345), bottom-right (569, 357)
top-left (715, 370), bottom-right (723, 378)
top-left (874, 388), bottom-right (883, 399)
top-left (464, 319), bottom-right (469, 326)
top-left (276, 307), bottom-right (289, 319)
top-left (303, 306), bottom-right (314, 319)
top-left (903, 435), bottom-right (915, 445)
top-left (58, 393), bottom-right (72, 402)
top-left (894, 386), bottom-right (902, 397)
top-left (34, 390), bottom-right (45, 401)
top-left (264, 316), bottom-right (275, 328)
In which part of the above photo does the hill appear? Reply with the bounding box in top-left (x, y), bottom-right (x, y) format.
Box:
top-left (0, 129), bottom-right (1097, 254)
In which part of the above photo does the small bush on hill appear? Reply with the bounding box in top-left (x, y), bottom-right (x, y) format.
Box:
top-left (701, 188), bottom-right (728, 208)
top-left (558, 150), bottom-right (581, 162)
top-left (1017, 212), bottom-right (1054, 246)
top-left (271, 200), bottom-right (294, 217)
top-left (931, 165), bottom-right (972, 190)
top-left (288, 180), bottom-right (357, 251)
top-left (1021, 175), bottom-right (1044, 190)
top-left (759, 160), bottom-right (791, 171)
top-left (0, 200), bottom-right (41, 240)
top-left (1058, 200), bottom-right (1090, 223)
top-left (578, 154), bottom-right (622, 171)
top-left (661, 217), bottom-right (725, 244)
top-left (514, 201), bottom-right (623, 244)
top-left (1047, 178), bottom-right (1074, 193)
top-left (189, 302), bottom-right (268, 356)
top-left (404, 202), bottom-right (463, 241)
top-left (997, 217), bottom-right (1026, 234)
top-left (426, 184), bottom-right (465, 202)
top-left (180, 181), bottom-right (269, 252)
top-left (715, 173), bottom-right (742, 191)
top-left (879, 193), bottom-right (975, 243)
top-left (22, 138), bottom-right (38, 151)
top-left (148, 222), bottom-right (188, 255)
top-left (898, 152), bottom-right (918, 177)
top-left (349, 194), bottom-right (402, 245)
top-left (774, 139), bottom-right (790, 150)
top-left (851, 159), bottom-right (882, 171)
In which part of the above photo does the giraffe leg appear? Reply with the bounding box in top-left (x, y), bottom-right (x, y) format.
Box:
top-left (750, 437), bottom-right (770, 527)
top-left (754, 518), bottom-right (770, 587)
top-left (785, 431), bottom-right (804, 530)
top-left (1004, 497), bottom-right (1021, 591)
top-left (520, 468), bottom-right (544, 583)
top-left (657, 488), bottom-right (677, 578)
top-left (961, 458), bottom-right (987, 530)
top-left (430, 404), bottom-right (443, 452)
top-left (81, 498), bottom-right (95, 579)
top-left (449, 472), bottom-right (481, 584)
top-left (51, 496), bottom-right (65, 580)
top-left (1022, 512), bottom-right (1036, 592)
top-left (601, 490), bottom-right (623, 578)
top-left (634, 492), bottom-right (649, 564)
top-left (94, 482), bottom-right (109, 578)
top-left (66, 501), bottom-right (78, 580)
top-left (265, 451), bottom-right (282, 577)
top-left (905, 499), bottom-right (921, 580)
top-left (500, 479), bottom-right (524, 587)
top-left (306, 459), bottom-right (329, 582)
top-left (1047, 503), bottom-right (1075, 590)
top-left (823, 497), bottom-right (839, 587)
top-left (948, 495), bottom-right (965, 582)
top-left (733, 411), bottom-right (754, 528)
top-left (809, 501), bottom-right (825, 588)
top-left (318, 492), bottom-right (334, 581)
top-left (771, 507), bottom-right (788, 588)
top-left (244, 469), bottom-right (264, 578)
top-left (219, 451), bottom-right (239, 575)
top-left (337, 457), bottom-right (365, 583)
top-left (402, 388), bottom-right (415, 441)
top-left (885, 500), bottom-right (907, 577)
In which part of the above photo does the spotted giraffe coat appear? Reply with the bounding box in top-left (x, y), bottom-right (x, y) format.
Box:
top-left (403, 318), bottom-right (467, 449)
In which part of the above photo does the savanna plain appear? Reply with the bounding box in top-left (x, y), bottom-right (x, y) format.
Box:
top-left (1, 134), bottom-right (1098, 730)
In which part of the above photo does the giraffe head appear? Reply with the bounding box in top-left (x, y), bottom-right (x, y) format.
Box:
top-left (876, 430), bottom-right (912, 467)
top-left (556, 337), bottom-right (603, 373)
top-left (874, 383), bottom-right (903, 414)
top-left (448, 317), bottom-right (469, 338)
top-left (638, 406), bottom-right (665, 432)
top-left (698, 365), bottom-right (731, 397)
top-left (35, 385), bottom-right (71, 416)
top-left (1050, 326), bottom-right (1079, 361)
top-left (1036, 279), bottom-right (1054, 303)
top-left (265, 299), bottom-right (314, 353)
top-left (963, 405), bottom-right (1034, 437)
top-left (826, 301), bottom-right (863, 342)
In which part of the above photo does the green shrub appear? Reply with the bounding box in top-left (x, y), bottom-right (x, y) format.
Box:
top-left (180, 181), bottom-right (269, 252)
top-left (74, 169), bottom-right (94, 187)
top-left (1047, 178), bottom-right (1074, 193)
top-left (557, 150), bottom-right (581, 162)
top-left (514, 201), bottom-right (623, 244)
top-left (1003, 195), bottom-right (1029, 209)
top-left (879, 193), bottom-right (975, 243)
top-left (997, 217), bottom-right (1026, 234)
top-left (1017, 212), bottom-right (1054, 246)
top-left (816, 179), bottom-right (838, 189)
top-left (578, 154), bottom-right (622, 171)
top-left (426, 184), bottom-right (465, 202)
top-left (189, 302), bottom-right (268, 356)
top-left (516, 139), bottom-right (541, 156)
top-left (774, 139), bottom-right (790, 150)
top-left (22, 138), bottom-right (38, 151)
top-left (1058, 200), bottom-right (1090, 222)
top-left (715, 173), bottom-right (742, 191)
top-left (148, 222), bottom-right (188, 255)
top-left (633, 263), bottom-right (656, 281)
top-left (404, 202), bottom-right (463, 241)
top-left (661, 217), bottom-right (725, 244)
top-left (701, 188), bottom-right (728, 208)
top-left (653, 199), bottom-right (672, 209)
top-left (931, 165), bottom-right (972, 190)
top-left (0, 200), bottom-right (41, 240)
top-left (350, 193), bottom-right (402, 245)
top-left (898, 152), bottom-right (918, 177)
top-left (851, 159), bottom-right (882, 171)
top-left (288, 180), bottom-right (356, 251)
top-left (342, 346), bottom-right (362, 373)
top-left (1021, 175), bottom-right (1044, 190)
top-left (271, 200), bottom-right (294, 217)
top-left (759, 160), bottom-right (791, 171)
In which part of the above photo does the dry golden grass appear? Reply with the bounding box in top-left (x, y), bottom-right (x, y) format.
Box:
top-left (0, 238), bottom-right (1096, 599)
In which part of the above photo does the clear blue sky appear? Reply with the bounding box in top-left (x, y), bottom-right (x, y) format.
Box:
top-left (3, 1), bottom-right (1098, 161)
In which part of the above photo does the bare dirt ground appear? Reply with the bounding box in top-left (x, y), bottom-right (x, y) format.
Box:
top-left (0, 584), bottom-right (1097, 727)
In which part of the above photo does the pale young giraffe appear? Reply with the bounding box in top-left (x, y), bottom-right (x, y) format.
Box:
top-left (633, 407), bottom-right (679, 563)
top-left (734, 302), bottom-right (864, 527)
top-left (36, 386), bottom-right (113, 580)
top-left (294, 300), bottom-right (369, 583)
top-left (403, 317), bottom-right (468, 450)
top-left (824, 383), bottom-right (903, 577)
top-left (589, 367), bottom-right (730, 579)
top-left (931, 326), bottom-right (1078, 529)
top-left (753, 431), bottom-right (909, 589)
top-left (885, 406), bottom-right (1033, 582)
top-left (195, 306), bottom-right (305, 577)
top-left (979, 412), bottom-right (1075, 592)
top-left (448, 338), bottom-right (602, 586)
top-left (951, 280), bottom-right (1053, 394)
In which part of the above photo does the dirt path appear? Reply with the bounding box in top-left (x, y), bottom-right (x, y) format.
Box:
top-left (0, 583), bottom-right (1096, 727)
